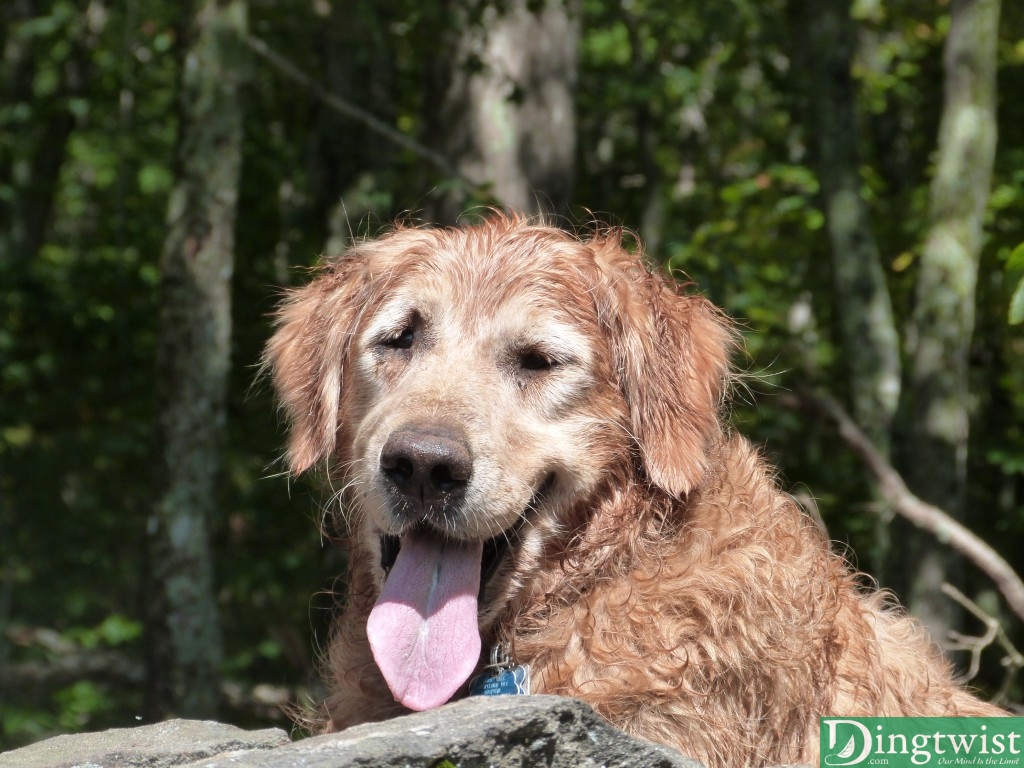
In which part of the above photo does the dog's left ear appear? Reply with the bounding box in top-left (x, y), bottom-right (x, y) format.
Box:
top-left (594, 240), bottom-right (736, 498)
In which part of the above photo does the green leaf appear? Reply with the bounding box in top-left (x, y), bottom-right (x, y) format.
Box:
top-left (1009, 283), bottom-right (1024, 325)
top-left (138, 164), bottom-right (174, 195)
top-left (96, 614), bottom-right (143, 645)
top-left (1007, 242), bottom-right (1024, 325)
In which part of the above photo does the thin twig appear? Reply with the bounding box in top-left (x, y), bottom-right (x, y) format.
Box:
top-left (943, 583), bottom-right (1002, 681)
top-left (942, 582), bottom-right (1023, 702)
top-left (798, 389), bottom-right (1024, 626)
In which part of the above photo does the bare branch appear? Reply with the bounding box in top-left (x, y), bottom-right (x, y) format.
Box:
top-left (221, 680), bottom-right (296, 722)
top-left (244, 35), bottom-right (474, 189)
top-left (0, 649), bottom-right (145, 689)
top-left (798, 389), bottom-right (1024, 625)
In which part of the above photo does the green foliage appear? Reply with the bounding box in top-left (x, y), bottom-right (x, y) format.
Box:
top-left (0, 617), bottom-right (145, 744)
top-left (54, 682), bottom-right (114, 731)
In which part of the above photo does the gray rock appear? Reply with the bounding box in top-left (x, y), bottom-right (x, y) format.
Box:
top-left (0, 719), bottom-right (289, 768)
top-left (185, 695), bottom-right (703, 768)
top-left (6, 696), bottom-right (812, 767)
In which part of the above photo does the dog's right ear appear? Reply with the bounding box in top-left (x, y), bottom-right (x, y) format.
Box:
top-left (263, 254), bottom-right (369, 475)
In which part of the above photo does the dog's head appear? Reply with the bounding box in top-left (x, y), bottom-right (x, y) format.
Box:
top-left (264, 215), bottom-right (734, 710)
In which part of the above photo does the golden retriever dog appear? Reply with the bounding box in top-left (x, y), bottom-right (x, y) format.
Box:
top-left (265, 214), bottom-right (1002, 766)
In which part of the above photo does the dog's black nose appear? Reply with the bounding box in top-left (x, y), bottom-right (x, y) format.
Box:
top-left (380, 427), bottom-right (473, 511)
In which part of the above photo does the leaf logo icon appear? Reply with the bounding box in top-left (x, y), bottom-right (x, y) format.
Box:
top-left (837, 735), bottom-right (857, 759)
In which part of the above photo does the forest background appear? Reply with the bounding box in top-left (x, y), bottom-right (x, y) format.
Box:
top-left (2, 0), bottom-right (1024, 749)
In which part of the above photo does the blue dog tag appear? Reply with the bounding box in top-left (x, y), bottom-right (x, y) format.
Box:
top-left (468, 643), bottom-right (531, 697)
top-left (469, 663), bottom-right (530, 696)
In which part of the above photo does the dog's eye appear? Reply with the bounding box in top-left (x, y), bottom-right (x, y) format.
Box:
top-left (383, 326), bottom-right (415, 350)
top-left (519, 350), bottom-right (556, 372)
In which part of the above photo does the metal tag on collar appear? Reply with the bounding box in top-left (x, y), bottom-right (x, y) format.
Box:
top-left (468, 643), bottom-right (531, 697)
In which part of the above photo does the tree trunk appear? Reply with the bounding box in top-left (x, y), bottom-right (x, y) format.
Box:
top-left (902, 0), bottom-right (1000, 643)
top-left (428, 0), bottom-right (579, 223)
top-left (789, 0), bottom-right (902, 578)
top-left (792, 0), bottom-right (902, 447)
top-left (146, 0), bottom-right (247, 719)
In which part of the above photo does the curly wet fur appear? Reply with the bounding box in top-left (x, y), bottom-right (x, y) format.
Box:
top-left (265, 214), bottom-right (1003, 767)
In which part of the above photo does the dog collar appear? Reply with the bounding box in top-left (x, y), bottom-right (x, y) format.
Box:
top-left (468, 643), bottom-right (531, 697)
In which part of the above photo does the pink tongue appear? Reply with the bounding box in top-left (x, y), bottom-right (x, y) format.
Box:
top-left (367, 530), bottom-right (483, 711)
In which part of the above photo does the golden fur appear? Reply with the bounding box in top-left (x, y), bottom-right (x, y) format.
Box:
top-left (265, 215), bottom-right (1003, 767)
